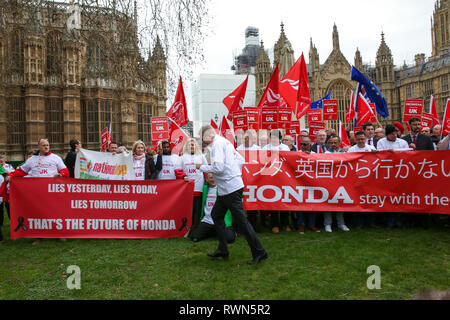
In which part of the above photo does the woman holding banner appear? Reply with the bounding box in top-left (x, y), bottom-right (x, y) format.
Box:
top-left (181, 138), bottom-right (208, 232)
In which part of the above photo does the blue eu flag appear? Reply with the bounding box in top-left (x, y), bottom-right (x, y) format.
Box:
top-left (351, 66), bottom-right (389, 118)
top-left (310, 91), bottom-right (332, 109)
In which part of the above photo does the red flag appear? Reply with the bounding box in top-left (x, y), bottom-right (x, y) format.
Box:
top-left (294, 54), bottom-right (312, 119)
top-left (219, 116), bottom-right (236, 148)
top-left (279, 56), bottom-right (301, 110)
top-left (339, 120), bottom-right (351, 148)
top-left (356, 93), bottom-right (376, 127)
top-left (257, 63), bottom-right (282, 108)
top-left (211, 119), bottom-right (219, 134)
top-left (101, 127), bottom-right (109, 152)
top-left (166, 77), bottom-right (188, 127)
top-left (223, 75), bottom-right (248, 120)
top-left (442, 99), bottom-right (450, 136)
top-left (346, 90), bottom-right (356, 123)
top-left (168, 119), bottom-right (189, 156)
top-left (429, 95), bottom-right (440, 125)
top-left (108, 122), bottom-right (112, 144)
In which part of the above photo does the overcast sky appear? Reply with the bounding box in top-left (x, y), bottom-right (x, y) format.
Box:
top-left (182, 0), bottom-right (436, 113)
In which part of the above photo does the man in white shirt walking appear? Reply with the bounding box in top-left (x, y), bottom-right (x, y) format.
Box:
top-left (197, 125), bottom-right (268, 265)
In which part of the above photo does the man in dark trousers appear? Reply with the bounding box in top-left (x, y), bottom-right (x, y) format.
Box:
top-left (402, 117), bottom-right (435, 228)
top-left (196, 125), bottom-right (268, 265)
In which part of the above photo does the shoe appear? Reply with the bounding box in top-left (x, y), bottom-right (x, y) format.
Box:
top-left (271, 227), bottom-right (280, 234)
top-left (309, 226), bottom-right (321, 233)
top-left (339, 225), bottom-right (350, 232)
top-left (284, 226), bottom-right (292, 232)
top-left (247, 252), bottom-right (268, 265)
top-left (207, 250), bottom-right (229, 260)
top-left (298, 225), bottom-right (305, 234)
top-left (325, 225), bottom-right (332, 233)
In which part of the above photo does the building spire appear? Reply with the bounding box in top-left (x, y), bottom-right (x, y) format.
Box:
top-left (332, 23), bottom-right (340, 51)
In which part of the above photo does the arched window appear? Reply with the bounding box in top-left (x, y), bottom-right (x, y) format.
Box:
top-left (10, 29), bottom-right (24, 75)
top-left (326, 79), bottom-right (353, 132)
top-left (46, 31), bottom-right (62, 77)
top-left (45, 98), bottom-right (64, 144)
top-left (87, 38), bottom-right (108, 78)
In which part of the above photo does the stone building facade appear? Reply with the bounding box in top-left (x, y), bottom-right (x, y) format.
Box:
top-left (255, 0), bottom-right (449, 131)
top-left (0, 1), bottom-right (167, 161)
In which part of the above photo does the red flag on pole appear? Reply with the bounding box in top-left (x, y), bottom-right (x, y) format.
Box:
top-left (223, 75), bottom-right (248, 120)
top-left (356, 93), bottom-right (376, 127)
top-left (101, 127), bottom-right (109, 152)
top-left (257, 63), bottom-right (282, 108)
top-left (168, 118), bottom-right (189, 156)
top-left (346, 90), bottom-right (356, 123)
top-left (279, 56), bottom-right (301, 110)
top-left (430, 94), bottom-right (440, 125)
top-left (166, 77), bottom-right (189, 127)
top-left (442, 99), bottom-right (450, 136)
top-left (211, 119), bottom-right (220, 134)
top-left (219, 115), bottom-right (236, 148)
top-left (294, 53), bottom-right (312, 119)
top-left (339, 120), bottom-right (351, 148)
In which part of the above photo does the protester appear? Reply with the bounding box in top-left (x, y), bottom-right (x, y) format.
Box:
top-left (0, 166), bottom-right (4, 241)
top-left (154, 140), bottom-right (187, 181)
top-left (312, 130), bottom-right (332, 153)
top-left (0, 155), bottom-right (14, 228)
top-left (363, 123), bottom-right (378, 148)
top-left (108, 141), bottom-right (119, 154)
top-left (5, 139), bottom-right (69, 245)
top-left (282, 135), bottom-right (297, 151)
top-left (402, 117), bottom-right (434, 151)
top-left (237, 131), bottom-right (261, 151)
top-left (326, 135), bottom-right (345, 153)
top-left (438, 134), bottom-right (450, 150)
top-left (393, 122), bottom-right (405, 138)
top-left (258, 134), bottom-right (268, 148)
top-left (189, 173), bottom-right (236, 243)
top-left (181, 138), bottom-right (208, 232)
top-left (374, 127), bottom-right (386, 139)
top-left (262, 130), bottom-right (290, 233)
top-left (117, 146), bottom-right (129, 154)
top-left (296, 136), bottom-right (321, 234)
top-left (421, 127), bottom-right (431, 136)
top-left (430, 125), bottom-right (442, 146)
top-left (132, 140), bottom-right (158, 181)
top-left (64, 139), bottom-right (81, 178)
top-left (348, 131), bottom-right (377, 153)
top-left (197, 125), bottom-right (267, 265)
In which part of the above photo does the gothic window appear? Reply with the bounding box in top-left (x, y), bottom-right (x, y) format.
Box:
top-left (6, 97), bottom-right (26, 146)
top-left (406, 84), bottom-right (415, 99)
top-left (86, 100), bottom-right (99, 143)
top-left (442, 74), bottom-right (448, 92)
top-left (10, 29), bottom-right (24, 75)
top-left (87, 38), bottom-right (108, 78)
top-left (424, 80), bottom-right (434, 96)
top-left (137, 103), bottom-right (153, 144)
top-left (441, 14), bottom-right (446, 44)
top-left (100, 100), bottom-right (120, 143)
top-left (46, 31), bottom-right (62, 77)
top-left (327, 79), bottom-right (352, 132)
top-left (383, 67), bottom-right (387, 81)
top-left (45, 98), bottom-right (64, 144)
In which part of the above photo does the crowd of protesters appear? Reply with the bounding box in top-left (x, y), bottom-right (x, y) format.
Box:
top-left (0, 117), bottom-right (449, 243)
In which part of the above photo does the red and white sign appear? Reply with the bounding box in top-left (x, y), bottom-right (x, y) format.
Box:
top-left (308, 121), bottom-right (326, 143)
top-left (246, 107), bottom-right (260, 130)
top-left (288, 121), bottom-right (300, 136)
top-left (241, 151), bottom-right (450, 214)
top-left (151, 117), bottom-right (169, 141)
top-left (101, 127), bottom-right (110, 152)
top-left (233, 110), bottom-right (249, 133)
top-left (323, 100), bottom-right (339, 121)
top-left (403, 99), bottom-right (424, 123)
top-left (10, 178), bottom-right (194, 239)
top-left (308, 108), bottom-right (322, 123)
top-left (261, 107), bottom-right (278, 130)
top-left (443, 99), bottom-right (450, 136)
top-left (421, 113), bottom-right (434, 129)
top-left (278, 107), bottom-right (292, 129)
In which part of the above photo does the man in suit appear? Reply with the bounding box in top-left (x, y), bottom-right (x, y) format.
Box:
top-left (363, 123), bottom-right (378, 149)
top-left (402, 117), bottom-right (435, 151)
top-left (311, 130), bottom-right (332, 153)
top-left (402, 117), bottom-right (435, 229)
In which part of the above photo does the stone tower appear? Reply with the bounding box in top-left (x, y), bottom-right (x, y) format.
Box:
top-left (431, 0), bottom-right (449, 59)
top-left (150, 35), bottom-right (167, 116)
top-left (274, 22), bottom-right (295, 79)
top-left (255, 40), bottom-right (272, 105)
top-left (354, 48), bottom-right (363, 71)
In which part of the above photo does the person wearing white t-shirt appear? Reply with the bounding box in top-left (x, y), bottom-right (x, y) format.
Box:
top-left (348, 131), bottom-right (377, 153)
top-left (197, 125), bottom-right (267, 265)
top-left (376, 125), bottom-right (410, 152)
top-left (189, 173), bottom-right (235, 243)
top-left (181, 138), bottom-right (208, 231)
top-left (153, 141), bottom-right (187, 181)
top-left (132, 140), bottom-right (158, 181)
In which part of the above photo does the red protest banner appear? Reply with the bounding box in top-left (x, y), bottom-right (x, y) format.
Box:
top-left (288, 121), bottom-right (300, 136)
top-left (308, 121), bottom-right (326, 143)
top-left (278, 107), bottom-right (292, 129)
top-left (233, 110), bottom-right (249, 133)
top-left (241, 151), bottom-right (450, 214)
top-left (246, 107), bottom-right (260, 130)
top-left (421, 113), bottom-right (434, 129)
top-left (403, 99), bottom-right (424, 123)
top-left (308, 108), bottom-right (322, 123)
top-left (261, 107), bottom-right (278, 130)
top-left (10, 178), bottom-right (194, 239)
top-left (323, 100), bottom-right (338, 121)
top-left (151, 117), bottom-right (170, 141)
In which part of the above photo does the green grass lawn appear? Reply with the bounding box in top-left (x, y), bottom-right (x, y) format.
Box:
top-left (1, 213), bottom-right (449, 300)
